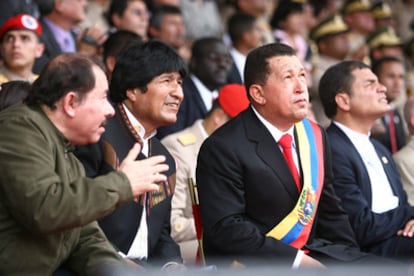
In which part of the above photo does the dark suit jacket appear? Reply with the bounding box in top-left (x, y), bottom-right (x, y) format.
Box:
top-left (34, 18), bottom-right (76, 74)
top-left (196, 107), bottom-right (366, 266)
top-left (371, 108), bottom-right (406, 152)
top-left (227, 62), bottom-right (243, 84)
top-left (326, 123), bottom-right (414, 252)
top-left (75, 105), bottom-right (182, 266)
top-left (157, 76), bottom-right (209, 139)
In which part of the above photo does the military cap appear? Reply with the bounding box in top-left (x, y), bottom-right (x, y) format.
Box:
top-left (0, 14), bottom-right (42, 40)
top-left (342, 0), bottom-right (372, 14)
top-left (310, 14), bottom-right (349, 42)
top-left (367, 27), bottom-right (402, 49)
top-left (371, 1), bottom-right (393, 20)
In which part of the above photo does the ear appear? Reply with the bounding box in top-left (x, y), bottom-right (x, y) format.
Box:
top-left (111, 14), bottom-right (121, 29)
top-left (335, 92), bottom-right (351, 112)
top-left (61, 92), bottom-right (79, 118)
top-left (249, 84), bottom-right (266, 105)
top-left (148, 26), bottom-right (160, 38)
top-left (126, 88), bottom-right (138, 101)
top-left (35, 42), bottom-right (45, 58)
top-left (105, 56), bottom-right (116, 75)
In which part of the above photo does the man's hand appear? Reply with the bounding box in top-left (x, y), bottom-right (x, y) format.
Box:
top-left (119, 143), bottom-right (169, 198)
top-left (397, 219), bottom-right (414, 237)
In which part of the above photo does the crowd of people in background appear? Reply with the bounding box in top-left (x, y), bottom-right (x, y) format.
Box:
top-left (2, 0), bottom-right (414, 275)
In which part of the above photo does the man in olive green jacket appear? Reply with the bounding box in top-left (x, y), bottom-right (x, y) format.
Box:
top-left (0, 53), bottom-right (169, 275)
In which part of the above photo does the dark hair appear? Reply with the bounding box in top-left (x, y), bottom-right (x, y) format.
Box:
top-left (270, 0), bottom-right (304, 29)
top-left (228, 12), bottom-right (257, 45)
top-left (319, 60), bottom-right (370, 118)
top-left (107, 0), bottom-right (137, 27)
top-left (244, 43), bottom-right (296, 96)
top-left (371, 56), bottom-right (403, 76)
top-left (26, 54), bottom-right (104, 109)
top-left (110, 39), bottom-right (187, 103)
top-left (149, 5), bottom-right (182, 30)
top-left (191, 37), bottom-right (224, 60)
top-left (103, 30), bottom-right (143, 62)
top-left (0, 81), bottom-right (31, 111)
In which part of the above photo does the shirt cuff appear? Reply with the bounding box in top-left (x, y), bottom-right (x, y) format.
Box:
top-left (292, 250), bottom-right (304, 269)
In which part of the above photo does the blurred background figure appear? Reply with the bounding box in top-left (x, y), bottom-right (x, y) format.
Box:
top-left (0, 14), bottom-right (44, 84)
top-left (148, 5), bottom-right (190, 62)
top-left (156, 37), bottom-right (233, 139)
top-left (226, 12), bottom-right (262, 84)
top-left (270, 0), bottom-right (311, 63)
top-left (367, 26), bottom-right (403, 63)
top-left (371, 56), bottom-right (408, 154)
top-left (34, 0), bottom-right (106, 73)
top-left (395, 0), bottom-right (414, 41)
top-left (309, 14), bottom-right (350, 128)
top-left (179, 0), bottom-right (222, 41)
top-left (371, 1), bottom-right (396, 30)
top-left (394, 95), bottom-right (414, 205)
top-left (79, 0), bottom-right (111, 34)
top-left (341, 0), bottom-right (374, 61)
top-left (107, 0), bottom-right (150, 41)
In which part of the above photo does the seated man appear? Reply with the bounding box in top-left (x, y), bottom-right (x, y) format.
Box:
top-left (0, 53), bottom-right (168, 275)
top-left (319, 60), bottom-right (414, 260)
top-left (75, 40), bottom-right (187, 270)
top-left (196, 42), bottom-right (377, 269)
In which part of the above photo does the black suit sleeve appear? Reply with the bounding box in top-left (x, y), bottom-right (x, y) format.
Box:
top-left (196, 135), bottom-right (298, 264)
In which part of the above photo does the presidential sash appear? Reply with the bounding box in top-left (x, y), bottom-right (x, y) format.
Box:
top-left (266, 118), bottom-right (325, 249)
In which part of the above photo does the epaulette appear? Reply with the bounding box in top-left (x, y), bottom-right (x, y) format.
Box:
top-left (177, 133), bottom-right (196, 146)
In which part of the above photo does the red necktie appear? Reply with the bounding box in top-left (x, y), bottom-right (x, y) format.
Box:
top-left (387, 110), bottom-right (398, 154)
top-left (279, 134), bottom-right (301, 191)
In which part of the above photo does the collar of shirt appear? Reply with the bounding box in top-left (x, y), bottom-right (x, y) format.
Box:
top-left (122, 103), bottom-right (156, 156)
top-left (230, 47), bottom-right (246, 82)
top-left (252, 106), bottom-right (295, 146)
top-left (190, 74), bottom-right (218, 111)
top-left (43, 17), bottom-right (76, 53)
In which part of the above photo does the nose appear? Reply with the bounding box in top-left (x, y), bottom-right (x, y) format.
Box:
top-left (105, 100), bottom-right (115, 118)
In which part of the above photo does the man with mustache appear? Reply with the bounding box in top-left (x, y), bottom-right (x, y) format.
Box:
top-left (196, 43), bottom-right (377, 269)
top-left (76, 40), bottom-right (187, 271)
top-left (0, 53), bottom-right (168, 275)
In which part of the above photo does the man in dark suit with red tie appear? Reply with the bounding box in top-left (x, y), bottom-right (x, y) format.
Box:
top-left (196, 43), bottom-right (376, 269)
top-left (371, 56), bottom-right (407, 153)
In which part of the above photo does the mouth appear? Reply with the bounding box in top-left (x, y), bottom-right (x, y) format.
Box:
top-left (165, 102), bottom-right (180, 110)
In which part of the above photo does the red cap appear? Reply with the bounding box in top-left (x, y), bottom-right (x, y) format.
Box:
top-left (0, 14), bottom-right (42, 40)
top-left (218, 84), bottom-right (250, 118)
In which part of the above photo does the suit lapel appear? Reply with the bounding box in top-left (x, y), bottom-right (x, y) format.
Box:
top-left (184, 77), bottom-right (208, 115)
top-left (244, 109), bottom-right (299, 200)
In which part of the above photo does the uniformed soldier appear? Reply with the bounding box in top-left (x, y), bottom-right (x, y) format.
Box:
top-left (161, 83), bottom-right (249, 263)
top-left (309, 14), bottom-right (350, 127)
top-left (0, 14), bottom-right (44, 84)
top-left (367, 26), bottom-right (403, 62)
top-left (371, 1), bottom-right (396, 30)
top-left (342, 0), bottom-right (374, 61)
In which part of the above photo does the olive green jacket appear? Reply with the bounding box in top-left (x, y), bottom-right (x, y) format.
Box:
top-left (0, 104), bottom-right (133, 275)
